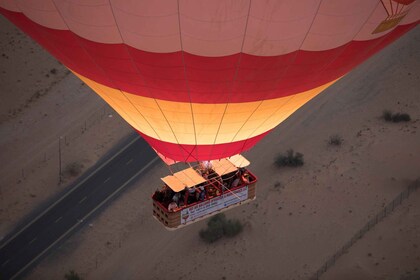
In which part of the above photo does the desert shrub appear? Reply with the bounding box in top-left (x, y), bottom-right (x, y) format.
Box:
top-left (382, 110), bottom-right (393, 122)
top-left (65, 162), bottom-right (84, 177)
top-left (199, 214), bottom-right (226, 243)
top-left (223, 219), bottom-right (243, 237)
top-left (328, 134), bottom-right (343, 146)
top-left (274, 181), bottom-right (282, 188)
top-left (274, 149), bottom-right (304, 167)
top-left (64, 270), bottom-right (82, 280)
top-left (382, 110), bottom-right (411, 123)
top-left (392, 113), bottom-right (411, 122)
top-left (199, 214), bottom-right (244, 243)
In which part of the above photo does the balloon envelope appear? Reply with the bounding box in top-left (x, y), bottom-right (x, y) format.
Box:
top-left (1, 0), bottom-right (419, 162)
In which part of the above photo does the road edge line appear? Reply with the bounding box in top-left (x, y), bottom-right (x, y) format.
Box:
top-left (0, 135), bottom-right (139, 250)
top-left (11, 156), bottom-right (158, 280)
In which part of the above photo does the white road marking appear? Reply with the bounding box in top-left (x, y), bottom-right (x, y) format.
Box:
top-left (0, 135), bottom-right (139, 251)
top-left (78, 196), bottom-right (87, 204)
top-left (2, 259), bottom-right (10, 267)
top-left (54, 217), bottom-right (62, 223)
top-left (126, 158), bottom-right (133, 165)
top-left (11, 156), bottom-right (158, 280)
top-left (29, 238), bottom-right (37, 244)
top-left (103, 177), bottom-right (111, 183)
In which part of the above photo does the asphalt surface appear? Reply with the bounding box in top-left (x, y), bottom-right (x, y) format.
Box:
top-left (0, 135), bottom-right (158, 279)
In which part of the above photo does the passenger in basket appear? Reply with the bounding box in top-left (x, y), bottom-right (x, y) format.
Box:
top-left (200, 161), bottom-right (213, 172)
top-left (168, 201), bottom-right (178, 212)
top-left (172, 192), bottom-right (181, 205)
top-left (178, 192), bottom-right (185, 207)
top-left (198, 186), bottom-right (206, 201)
top-left (231, 176), bottom-right (240, 188)
top-left (188, 186), bottom-right (196, 195)
top-left (241, 172), bottom-right (249, 184)
top-left (186, 186), bottom-right (197, 204)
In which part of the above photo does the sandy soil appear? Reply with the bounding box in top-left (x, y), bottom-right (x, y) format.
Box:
top-left (0, 16), bottom-right (132, 237)
top-left (322, 189), bottom-right (420, 280)
top-left (1, 14), bottom-right (419, 280)
top-left (19, 25), bottom-right (420, 280)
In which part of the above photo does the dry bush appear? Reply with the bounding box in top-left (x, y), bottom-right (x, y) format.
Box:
top-left (274, 149), bottom-right (304, 167)
top-left (328, 134), bottom-right (343, 146)
top-left (64, 162), bottom-right (84, 177)
top-left (199, 214), bottom-right (243, 243)
top-left (382, 110), bottom-right (411, 122)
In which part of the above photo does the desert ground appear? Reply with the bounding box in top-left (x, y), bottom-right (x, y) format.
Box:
top-left (0, 15), bottom-right (132, 237)
top-left (1, 15), bottom-right (419, 280)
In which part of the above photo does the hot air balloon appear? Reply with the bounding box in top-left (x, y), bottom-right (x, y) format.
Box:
top-left (1, 0), bottom-right (419, 228)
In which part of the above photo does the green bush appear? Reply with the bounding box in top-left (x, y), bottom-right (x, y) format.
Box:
top-left (382, 110), bottom-right (411, 123)
top-left (208, 213), bottom-right (226, 226)
top-left (199, 214), bottom-right (243, 243)
top-left (275, 149), bottom-right (304, 167)
top-left (199, 214), bottom-right (225, 243)
top-left (223, 219), bottom-right (243, 237)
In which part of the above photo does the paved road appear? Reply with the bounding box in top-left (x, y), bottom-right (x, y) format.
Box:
top-left (0, 135), bottom-right (158, 279)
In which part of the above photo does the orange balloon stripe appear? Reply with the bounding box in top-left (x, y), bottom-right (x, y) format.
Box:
top-left (74, 71), bottom-right (337, 145)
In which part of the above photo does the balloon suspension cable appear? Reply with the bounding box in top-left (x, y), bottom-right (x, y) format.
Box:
top-left (167, 164), bottom-right (174, 175)
top-left (223, 155), bottom-right (249, 200)
top-left (221, 175), bottom-right (242, 201)
top-left (199, 159), bottom-right (244, 201)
